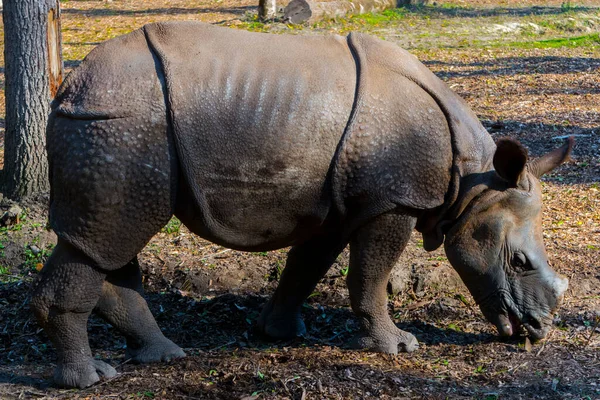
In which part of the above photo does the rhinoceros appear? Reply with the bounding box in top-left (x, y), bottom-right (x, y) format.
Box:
top-left (31, 21), bottom-right (572, 388)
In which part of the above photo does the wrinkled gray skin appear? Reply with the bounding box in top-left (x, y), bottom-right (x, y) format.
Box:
top-left (32, 22), bottom-right (572, 389)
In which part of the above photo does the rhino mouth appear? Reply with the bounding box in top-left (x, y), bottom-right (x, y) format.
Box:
top-left (481, 292), bottom-right (554, 341)
top-left (505, 303), bottom-right (552, 341)
top-left (492, 299), bottom-right (551, 341)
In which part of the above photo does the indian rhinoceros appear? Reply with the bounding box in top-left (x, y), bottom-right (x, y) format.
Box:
top-left (31, 21), bottom-right (573, 388)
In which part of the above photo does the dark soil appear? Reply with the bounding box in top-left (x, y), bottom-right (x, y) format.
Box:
top-left (0, 1), bottom-right (599, 399)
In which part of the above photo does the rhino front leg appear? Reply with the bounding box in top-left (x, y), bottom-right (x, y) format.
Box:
top-left (348, 213), bottom-right (418, 354)
top-left (258, 234), bottom-right (347, 339)
top-left (95, 258), bottom-right (185, 363)
top-left (31, 240), bottom-right (117, 388)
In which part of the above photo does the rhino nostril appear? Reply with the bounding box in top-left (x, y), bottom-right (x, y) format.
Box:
top-left (527, 316), bottom-right (542, 331)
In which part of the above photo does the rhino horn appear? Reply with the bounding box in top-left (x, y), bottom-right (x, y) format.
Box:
top-left (529, 136), bottom-right (574, 178)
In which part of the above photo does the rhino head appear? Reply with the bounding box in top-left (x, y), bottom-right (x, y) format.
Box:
top-left (441, 137), bottom-right (573, 340)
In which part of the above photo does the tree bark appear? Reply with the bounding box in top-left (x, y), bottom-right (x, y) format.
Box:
top-left (2, 0), bottom-right (63, 200)
top-left (258, 0), bottom-right (277, 20)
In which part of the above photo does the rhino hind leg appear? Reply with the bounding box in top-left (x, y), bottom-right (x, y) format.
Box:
top-left (95, 258), bottom-right (185, 364)
top-left (347, 213), bottom-right (418, 354)
top-left (31, 240), bottom-right (117, 388)
top-left (258, 233), bottom-right (348, 339)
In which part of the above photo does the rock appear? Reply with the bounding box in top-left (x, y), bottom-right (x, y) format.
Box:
top-left (0, 204), bottom-right (23, 226)
top-left (283, 0), bottom-right (312, 24)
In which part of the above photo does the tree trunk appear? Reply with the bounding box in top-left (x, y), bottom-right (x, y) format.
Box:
top-left (258, 0), bottom-right (277, 20)
top-left (2, 0), bottom-right (63, 200)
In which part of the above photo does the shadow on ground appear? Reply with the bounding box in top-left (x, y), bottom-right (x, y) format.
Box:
top-left (1, 281), bottom-right (497, 367)
top-left (425, 56), bottom-right (600, 80)
top-left (0, 280), bottom-right (505, 397)
top-left (399, 320), bottom-right (495, 347)
top-left (62, 6), bottom-right (255, 17)
top-left (0, 372), bottom-right (49, 390)
top-left (138, 291), bottom-right (497, 351)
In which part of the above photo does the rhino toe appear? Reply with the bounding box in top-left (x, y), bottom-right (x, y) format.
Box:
top-left (257, 300), bottom-right (307, 340)
top-left (352, 327), bottom-right (419, 355)
top-left (54, 359), bottom-right (116, 389)
top-left (397, 331), bottom-right (419, 353)
top-left (127, 338), bottom-right (186, 364)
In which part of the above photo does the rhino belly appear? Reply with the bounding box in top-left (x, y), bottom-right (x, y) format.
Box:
top-left (176, 161), bottom-right (333, 250)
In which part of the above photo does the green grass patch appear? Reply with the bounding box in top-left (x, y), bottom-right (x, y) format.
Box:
top-left (230, 14), bottom-right (270, 33)
top-left (347, 8), bottom-right (408, 26)
top-left (62, 25), bottom-right (136, 62)
top-left (24, 243), bottom-right (54, 271)
top-left (474, 365), bottom-right (486, 374)
top-left (560, 1), bottom-right (583, 13)
top-left (0, 265), bottom-right (21, 283)
top-left (506, 33), bottom-right (600, 49)
top-left (428, 256), bottom-right (447, 262)
top-left (235, 20), bottom-right (269, 32)
top-left (313, 7), bottom-right (408, 32)
top-left (161, 217), bottom-right (181, 235)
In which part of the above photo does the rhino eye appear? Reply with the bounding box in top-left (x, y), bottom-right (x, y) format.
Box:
top-left (511, 252), bottom-right (530, 271)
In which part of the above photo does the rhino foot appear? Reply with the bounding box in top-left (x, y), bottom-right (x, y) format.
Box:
top-left (54, 359), bottom-right (117, 389)
top-left (257, 300), bottom-right (307, 339)
top-left (352, 326), bottom-right (419, 354)
top-left (126, 338), bottom-right (186, 364)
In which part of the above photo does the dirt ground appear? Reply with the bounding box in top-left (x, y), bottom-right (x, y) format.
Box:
top-left (0, 1), bottom-right (599, 399)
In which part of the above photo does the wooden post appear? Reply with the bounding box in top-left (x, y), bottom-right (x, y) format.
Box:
top-left (47, 4), bottom-right (64, 98)
top-left (258, 0), bottom-right (277, 20)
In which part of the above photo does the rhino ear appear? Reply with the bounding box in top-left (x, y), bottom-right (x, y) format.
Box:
top-left (493, 138), bottom-right (528, 187)
top-left (420, 218), bottom-right (452, 251)
top-left (417, 208), bottom-right (449, 251)
top-left (422, 229), bottom-right (444, 251)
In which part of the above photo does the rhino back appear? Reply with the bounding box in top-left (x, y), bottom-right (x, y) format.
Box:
top-left (144, 22), bottom-right (357, 249)
top-left (53, 28), bottom-right (165, 119)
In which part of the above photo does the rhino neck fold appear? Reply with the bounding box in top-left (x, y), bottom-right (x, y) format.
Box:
top-left (336, 32), bottom-right (496, 247)
top-left (330, 32), bottom-right (369, 220)
top-left (441, 171), bottom-right (501, 230)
